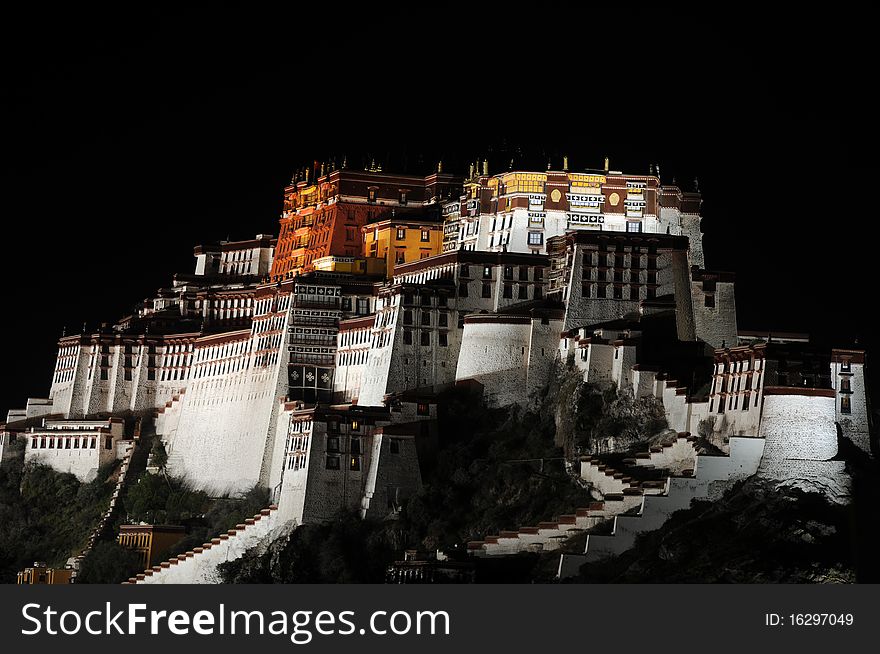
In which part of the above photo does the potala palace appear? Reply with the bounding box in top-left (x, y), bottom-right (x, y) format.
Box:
top-left (1, 158), bottom-right (871, 583)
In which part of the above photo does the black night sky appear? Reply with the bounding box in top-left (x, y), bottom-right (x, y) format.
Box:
top-left (1, 10), bottom-right (876, 415)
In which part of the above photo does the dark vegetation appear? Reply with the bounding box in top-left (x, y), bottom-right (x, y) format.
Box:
top-left (0, 438), bottom-right (116, 583)
top-left (76, 541), bottom-right (144, 584)
top-left (223, 369), bottom-right (671, 583)
top-left (569, 478), bottom-right (856, 583)
top-left (116, 472), bottom-right (270, 565)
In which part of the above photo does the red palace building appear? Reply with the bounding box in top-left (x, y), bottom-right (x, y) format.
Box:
top-left (270, 163), bottom-right (461, 281)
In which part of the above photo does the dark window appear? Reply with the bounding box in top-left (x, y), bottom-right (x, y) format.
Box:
top-left (439, 332), bottom-right (448, 347)
top-left (482, 283), bottom-right (492, 299)
top-left (631, 255), bottom-right (642, 269)
top-left (403, 293), bottom-right (414, 305)
top-left (518, 285), bottom-right (528, 299)
top-left (396, 228), bottom-right (406, 240)
top-left (327, 436), bottom-right (340, 452)
top-left (482, 266), bottom-right (492, 279)
top-left (389, 439), bottom-right (400, 454)
top-left (703, 279), bottom-right (717, 292)
top-left (841, 396), bottom-right (852, 414)
top-left (350, 437), bottom-right (361, 454)
top-left (326, 455), bottom-right (341, 470)
top-left (368, 189), bottom-right (377, 203)
top-left (615, 255), bottom-right (624, 268)
top-left (105, 436), bottom-right (113, 450)
top-left (403, 310), bottom-right (413, 325)
top-left (460, 264), bottom-right (470, 278)
top-left (349, 456), bottom-right (361, 471)
top-left (503, 266), bottom-right (513, 280)
top-left (100, 369), bottom-right (108, 381)
top-left (646, 287), bottom-right (656, 300)
top-left (438, 295), bottom-right (448, 307)
top-left (395, 249), bottom-right (406, 264)
top-left (647, 257), bottom-right (657, 270)
top-left (342, 297), bottom-right (352, 311)
top-left (647, 272), bottom-right (657, 285)
top-left (581, 283), bottom-right (591, 297)
top-left (704, 294), bottom-right (715, 308)
top-left (614, 271), bottom-right (623, 283)
top-left (438, 313), bottom-right (448, 327)
top-left (613, 286), bottom-right (623, 299)
top-left (597, 284), bottom-right (607, 299)
top-left (629, 286), bottom-right (639, 300)
top-left (421, 294), bottom-right (431, 306)
top-left (519, 267), bottom-right (529, 281)
top-left (404, 330), bottom-right (413, 345)
top-left (533, 286), bottom-right (543, 300)
top-left (841, 379), bottom-right (851, 392)
top-left (458, 282), bottom-right (469, 297)
top-left (503, 284), bottom-right (513, 299)
top-left (534, 267), bottom-right (543, 280)
top-left (400, 191), bottom-right (408, 205)
top-left (421, 312), bottom-right (431, 326)
top-left (597, 269), bottom-right (606, 281)
top-left (421, 331), bottom-right (431, 346)
top-left (417, 402), bottom-right (430, 416)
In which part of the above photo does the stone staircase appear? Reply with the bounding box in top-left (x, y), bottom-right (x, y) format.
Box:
top-left (466, 439), bottom-right (693, 557)
top-left (72, 419), bottom-right (151, 577)
top-left (557, 435), bottom-right (765, 578)
top-left (126, 505), bottom-right (287, 584)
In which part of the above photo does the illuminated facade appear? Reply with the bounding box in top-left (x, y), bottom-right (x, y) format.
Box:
top-left (363, 217), bottom-right (445, 278)
top-left (442, 166), bottom-right (701, 256)
top-left (270, 167), bottom-right (460, 281)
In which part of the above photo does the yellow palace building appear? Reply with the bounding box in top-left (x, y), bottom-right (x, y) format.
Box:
top-left (363, 217), bottom-right (445, 279)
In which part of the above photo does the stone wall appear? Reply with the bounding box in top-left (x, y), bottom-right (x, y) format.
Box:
top-left (756, 389), bottom-right (850, 503)
top-left (691, 279), bottom-right (737, 348)
top-left (361, 431), bottom-right (422, 519)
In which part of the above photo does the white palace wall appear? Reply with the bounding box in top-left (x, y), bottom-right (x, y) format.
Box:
top-left (163, 292), bottom-right (292, 495)
top-left (756, 390), bottom-right (850, 503)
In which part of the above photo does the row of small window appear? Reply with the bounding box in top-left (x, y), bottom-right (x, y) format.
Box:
top-left (580, 284), bottom-right (656, 300)
top-left (460, 264), bottom-right (545, 281)
top-left (30, 436), bottom-right (107, 450)
top-left (401, 293), bottom-right (449, 307)
top-left (53, 370), bottom-right (75, 383)
top-left (583, 270), bottom-right (658, 284)
top-left (339, 329), bottom-right (371, 346)
top-left (325, 439), bottom-right (403, 470)
top-left (403, 331), bottom-right (449, 347)
top-left (459, 282), bottom-right (544, 300)
top-left (367, 188), bottom-right (410, 205)
top-left (715, 359), bottom-right (763, 374)
top-left (584, 254), bottom-right (658, 269)
top-left (391, 228), bottom-right (432, 241)
top-left (338, 350), bottom-right (369, 366)
top-left (711, 392), bottom-right (760, 413)
top-left (712, 373), bottom-right (761, 394)
top-left (403, 310), bottom-right (450, 327)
